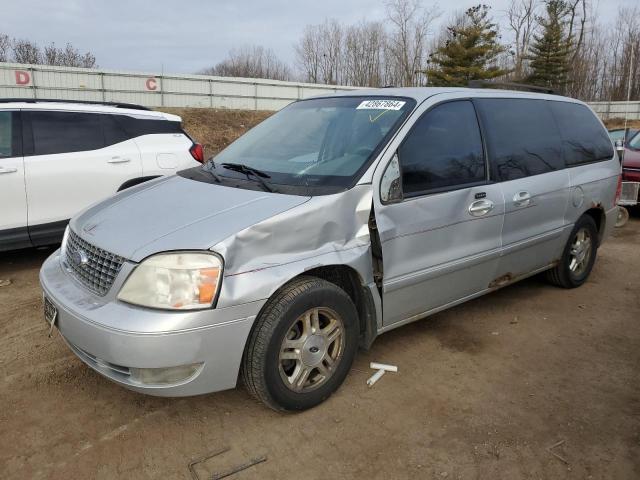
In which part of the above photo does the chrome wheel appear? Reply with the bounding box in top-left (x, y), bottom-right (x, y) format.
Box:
top-left (278, 307), bottom-right (345, 393)
top-left (569, 227), bottom-right (593, 276)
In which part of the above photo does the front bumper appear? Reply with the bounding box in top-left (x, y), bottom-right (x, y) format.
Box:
top-left (39, 250), bottom-right (263, 397)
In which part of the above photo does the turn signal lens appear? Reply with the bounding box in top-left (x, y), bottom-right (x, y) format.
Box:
top-left (118, 252), bottom-right (223, 310)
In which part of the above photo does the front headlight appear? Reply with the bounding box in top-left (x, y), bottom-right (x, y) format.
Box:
top-left (117, 252), bottom-right (223, 310)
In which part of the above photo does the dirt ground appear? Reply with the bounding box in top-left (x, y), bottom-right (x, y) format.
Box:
top-left (1, 216), bottom-right (639, 480)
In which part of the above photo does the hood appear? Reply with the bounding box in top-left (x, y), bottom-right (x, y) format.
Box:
top-left (71, 175), bottom-right (310, 262)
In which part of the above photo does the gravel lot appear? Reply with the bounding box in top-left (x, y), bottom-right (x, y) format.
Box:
top-left (1, 217), bottom-right (639, 480)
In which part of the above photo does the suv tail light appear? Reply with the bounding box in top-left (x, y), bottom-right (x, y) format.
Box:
top-left (614, 174), bottom-right (622, 205)
top-left (189, 143), bottom-right (204, 163)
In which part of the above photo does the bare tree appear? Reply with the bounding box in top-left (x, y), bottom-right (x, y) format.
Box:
top-left (295, 20), bottom-right (346, 85)
top-left (295, 24), bottom-right (323, 83)
top-left (201, 45), bottom-right (291, 81)
top-left (12, 39), bottom-right (42, 64)
top-left (385, 0), bottom-right (440, 86)
top-left (344, 21), bottom-right (386, 87)
top-left (506, 0), bottom-right (538, 79)
top-left (0, 34), bottom-right (10, 62)
top-left (43, 43), bottom-right (96, 68)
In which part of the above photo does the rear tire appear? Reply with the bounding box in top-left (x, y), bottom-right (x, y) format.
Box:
top-left (242, 276), bottom-right (359, 411)
top-left (546, 215), bottom-right (598, 289)
top-left (615, 206), bottom-right (629, 228)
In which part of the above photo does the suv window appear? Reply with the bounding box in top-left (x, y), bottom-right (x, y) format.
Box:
top-left (549, 101), bottom-right (613, 166)
top-left (115, 116), bottom-right (183, 137)
top-left (0, 111), bottom-right (12, 158)
top-left (31, 111), bottom-right (104, 155)
top-left (398, 100), bottom-right (485, 196)
top-left (101, 114), bottom-right (130, 145)
top-left (475, 98), bottom-right (564, 181)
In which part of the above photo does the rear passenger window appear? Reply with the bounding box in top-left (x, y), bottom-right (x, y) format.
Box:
top-left (31, 111), bottom-right (104, 155)
top-left (549, 102), bottom-right (613, 166)
top-left (0, 111), bottom-right (12, 157)
top-left (398, 101), bottom-right (485, 196)
top-left (475, 99), bottom-right (564, 181)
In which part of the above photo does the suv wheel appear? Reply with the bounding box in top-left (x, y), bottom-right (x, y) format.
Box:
top-left (546, 214), bottom-right (599, 288)
top-left (242, 276), bottom-right (359, 411)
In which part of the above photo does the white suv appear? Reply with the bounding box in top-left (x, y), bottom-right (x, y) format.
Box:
top-left (0, 99), bottom-right (202, 251)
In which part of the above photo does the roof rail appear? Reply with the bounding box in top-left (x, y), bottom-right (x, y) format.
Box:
top-left (0, 98), bottom-right (151, 111)
top-left (467, 80), bottom-right (557, 95)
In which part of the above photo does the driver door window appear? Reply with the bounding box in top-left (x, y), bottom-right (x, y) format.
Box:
top-left (398, 100), bottom-right (485, 196)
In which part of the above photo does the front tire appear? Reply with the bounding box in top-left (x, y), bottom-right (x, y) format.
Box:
top-left (546, 214), bottom-right (599, 288)
top-left (242, 276), bottom-right (359, 411)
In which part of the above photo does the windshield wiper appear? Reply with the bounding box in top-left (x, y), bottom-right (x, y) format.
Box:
top-left (202, 159), bottom-right (222, 183)
top-left (221, 162), bottom-right (277, 193)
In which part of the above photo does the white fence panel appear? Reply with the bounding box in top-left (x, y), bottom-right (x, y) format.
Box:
top-left (589, 101), bottom-right (640, 120)
top-left (2, 63), bottom-right (638, 118)
top-left (0, 62), bottom-right (356, 110)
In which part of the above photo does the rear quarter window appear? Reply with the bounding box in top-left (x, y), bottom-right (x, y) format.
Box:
top-left (549, 101), bottom-right (613, 166)
top-left (115, 116), bottom-right (183, 137)
top-left (475, 98), bottom-right (564, 182)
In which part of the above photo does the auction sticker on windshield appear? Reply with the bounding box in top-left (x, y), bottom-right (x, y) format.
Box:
top-left (356, 99), bottom-right (406, 110)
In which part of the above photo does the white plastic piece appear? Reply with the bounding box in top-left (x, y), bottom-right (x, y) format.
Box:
top-left (370, 362), bottom-right (398, 373)
top-left (366, 369), bottom-right (386, 387)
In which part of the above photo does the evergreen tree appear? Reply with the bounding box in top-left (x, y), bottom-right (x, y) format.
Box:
top-left (527, 0), bottom-right (571, 91)
top-left (426, 5), bottom-right (507, 87)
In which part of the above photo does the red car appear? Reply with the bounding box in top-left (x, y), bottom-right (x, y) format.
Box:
top-left (623, 132), bottom-right (640, 182)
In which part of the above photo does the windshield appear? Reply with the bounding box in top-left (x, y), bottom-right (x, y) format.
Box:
top-left (204, 96), bottom-right (415, 193)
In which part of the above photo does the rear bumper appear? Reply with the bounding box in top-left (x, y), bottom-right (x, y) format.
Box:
top-left (39, 250), bottom-right (262, 396)
top-left (602, 205), bottom-right (618, 243)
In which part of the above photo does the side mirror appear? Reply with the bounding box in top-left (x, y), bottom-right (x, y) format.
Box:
top-left (615, 139), bottom-right (624, 162)
top-left (380, 153), bottom-right (403, 203)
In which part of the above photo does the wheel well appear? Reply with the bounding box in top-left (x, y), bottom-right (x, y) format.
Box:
top-left (299, 265), bottom-right (377, 349)
top-left (583, 207), bottom-right (605, 244)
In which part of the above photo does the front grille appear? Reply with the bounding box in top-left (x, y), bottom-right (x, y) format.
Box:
top-left (65, 229), bottom-right (125, 296)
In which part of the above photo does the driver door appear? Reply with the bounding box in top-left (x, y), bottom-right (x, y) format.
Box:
top-left (372, 99), bottom-right (505, 327)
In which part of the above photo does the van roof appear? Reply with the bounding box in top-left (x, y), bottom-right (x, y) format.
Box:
top-left (0, 99), bottom-right (181, 122)
top-left (321, 86), bottom-right (582, 104)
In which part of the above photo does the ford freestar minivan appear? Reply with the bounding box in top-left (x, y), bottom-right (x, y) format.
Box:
top-left (40, 87), bottom-right (621, 411)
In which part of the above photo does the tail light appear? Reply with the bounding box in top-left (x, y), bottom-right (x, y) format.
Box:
top-left (614, 174), bottom-right (622, 205)
top-left (189, 143), bottom-right (204, 163)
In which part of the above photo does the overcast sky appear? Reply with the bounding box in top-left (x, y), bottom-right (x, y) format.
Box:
top-left (1, 0), bottom-right (635, 75)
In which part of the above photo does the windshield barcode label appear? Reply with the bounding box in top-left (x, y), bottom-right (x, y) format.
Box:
top-left (356, 100), bottom-right (406, 110)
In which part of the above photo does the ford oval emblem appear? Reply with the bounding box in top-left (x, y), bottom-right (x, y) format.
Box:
top-left (70, 249), bottom-right (89, 267)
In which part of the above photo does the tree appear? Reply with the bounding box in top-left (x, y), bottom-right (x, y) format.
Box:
top-left (426, 5), bottom-right (507, 86)
top-left (344, 21), bottom-right (386, 87)
top-left (506, 0), bottom-right (539, 79)
top-left (12, 39), bottom-right (42, 64)
top-left (1, 34), bottom-right (97, 67)
top-left (527, 0), bottom-right (572, 92)
top-left (43, 43), bottom-right (96, 68)
top-left (201, 45), bottom-right (291, 81)
top-left (385, 0), bottom-right (440, 86)
top-left (0, 34), bottom-right (10, 62)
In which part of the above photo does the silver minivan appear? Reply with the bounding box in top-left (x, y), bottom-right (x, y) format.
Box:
top-left (40, 87), bottom-right (621, 411)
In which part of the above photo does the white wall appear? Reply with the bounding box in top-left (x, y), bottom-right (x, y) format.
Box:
top-left (2, 62), bottom-right (638, 118)
top-left (589, 101), bottom-right (640, 120)
top-left (0, 62), bottom-right (357, 111)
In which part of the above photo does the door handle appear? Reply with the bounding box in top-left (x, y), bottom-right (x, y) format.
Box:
top-left (0, 167), bottom-right (18, 174)
top-left (513, 191), bottom-right (532, 207)
top-left (468, 199), bottom-right (494, 217)
top-left (107, 156), bottom-right (131, 164)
